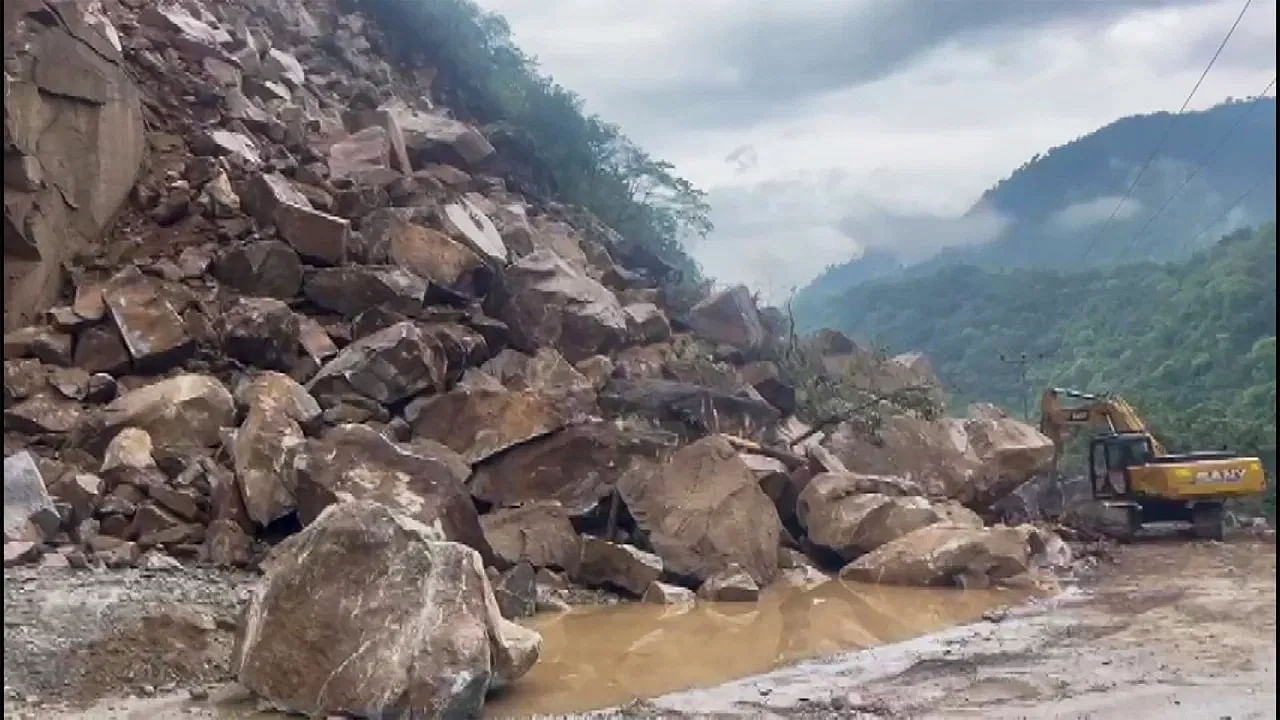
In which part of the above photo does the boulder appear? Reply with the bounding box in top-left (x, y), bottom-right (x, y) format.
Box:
top-left (405, 385), bottom-right (567, 465)
top-left (497, 249), bottom-right (627, 361)
top-left (4, 358), bottom-right (46, 402)
top-left (839, 524), bottom-right (1031, 587)
top-left (205, 518), bottom-right (253, 567)
top-left (215, 241), bottom-right (304, 300)
top-left (479, 347), bottom-right (596, 418)
top-left (327, 126), bottom-right (400, 186)
top-left (263, 48), bottom-right (305, 86)
top-left (442, 197), bottom-right (508, 265)
top-left (470, 422), bottom-right (677, 515)
top-left (308, 321), bottom-right (448, 405)
top-left (232, 405), bottom-right (305, 527)
top-left (3, 326), bottom-right (72, 365)
top-left (389, 223), bottom-right (489, 301)
top-left (50, 471), bottom-right (105, 524)
top-left (221, 297), bottom-right (299, 371)
top-left (738, 361), bottom-right (796, 415)
top-left (232, 501), bottom-right (540, 717)
top-left (234, 371), bottom-right (322, 429)
top-left (696, 564), bottom-right (760, 602)
top-left (73, 323), bottom-right (131, 374)
top-left (382, 101), bottom-right (496, 168)
top-left (102, 268), bottom-right (192, 371)
top-left (302, 266), bottom-right (426, 318)
top-left (479, 502), bottom-right (581, 572)
top-left (291, 425), bottom-right (492, 562)
top-left (796, 479), bottom-right (943, 561)
top-left (273, 202), bottom-right (349, 266)
top-left (100, 427), bottom-right (156, 474)
top-left (599, 378), bottom-right (780, 439)
top-left (493, 561), bottom-right (537, 619)
top-left (686, 285), bottom-right (766, 350)
top-left (4, 392), bottom-right (83, 434)
top-left (618, 436), bottom-right (781, 585)
top-left (642, 581), bottom-right (696, 606)
top-left (623, 303), bottom-right (671, 343)
top-left (101, 375), bottom-right (235, 452)
top-left (4, 451), bottom-right (61, 542)
top-left (4, 2), bottom-right (145, 331)
top-left (192, 130), bottom-right (260, 165)
top-left (575, 537), bottom-right (663, 596)
top-left (242, 172), bottom-right (312, 225)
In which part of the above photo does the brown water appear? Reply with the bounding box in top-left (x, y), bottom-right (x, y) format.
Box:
top-left (484, 577), bottom-right (1028, 718)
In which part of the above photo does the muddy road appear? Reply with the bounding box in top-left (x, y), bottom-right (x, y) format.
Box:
top-left (4, 537), bottom-right (1274, 719)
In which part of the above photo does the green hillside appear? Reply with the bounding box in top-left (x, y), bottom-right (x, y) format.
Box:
top-left (809, 224), bottom-right (1277, 481)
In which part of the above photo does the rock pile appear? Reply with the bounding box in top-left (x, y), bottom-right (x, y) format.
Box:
top-left (2, 0), bottom-right (1067, 713)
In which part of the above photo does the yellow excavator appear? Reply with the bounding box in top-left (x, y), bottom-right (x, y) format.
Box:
top-left (1040, 387), bottom-right (1266, 540)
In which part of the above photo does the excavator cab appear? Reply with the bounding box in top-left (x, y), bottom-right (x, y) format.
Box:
top-left (1088, 433), bottom-right (1155, 499)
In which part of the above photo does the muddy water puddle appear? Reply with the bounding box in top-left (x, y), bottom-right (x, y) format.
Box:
top-left (484, 578), bottom-right (1028, 717)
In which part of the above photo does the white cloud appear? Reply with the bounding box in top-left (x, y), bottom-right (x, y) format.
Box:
top-left (1048, 196), bottom-right (1145, 233)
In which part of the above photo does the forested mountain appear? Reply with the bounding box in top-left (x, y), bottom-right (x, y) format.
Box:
top-left (795, 97), bottom-right (1277, 320)
top-left (806, 224), bottom-right (1277, 479)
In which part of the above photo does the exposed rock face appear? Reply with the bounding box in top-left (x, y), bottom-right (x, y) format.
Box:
top-left (823, 411), bottom-right (1054, 510)
top-left (498, 248), bottom-right (628, 361)
top-left (480, 502), bottom-right (581, 572)
top-left (291, 425), bottom-right (492, 563)
top-left (4, 451), bottom-right (60, 542)
top-left (796, 477), bottom-right (944, 561)
top-left (839, 524), bottom-right (1031, 587)
top-left (233, 501), bottom-right (540, 718)
top-left (575, 537), bottom-right (663, 596)
top-left (686, 285), bottom-right (766, 350)
top-left (618, 436), bottom-right (781, 585)
top-left (4, 1), bottom-right (146, 331)
top-left (470, 422), bottom-right (677, 516)
top-left (101, 375), bottom-right (235, 451)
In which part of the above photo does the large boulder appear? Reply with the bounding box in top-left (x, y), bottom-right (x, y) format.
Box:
top-left (823, 410), bottom-right (1054, 510)
top-left (796, 476), bottom-right (945, 561)
top-left (497, 248), bottom-right (627, 361)
top-left (232, 501), bottom-right (540, 718)
top-left (839, 524), bottom-right (1031, 586)
top-left (686, 285), bottom-right (766, 350)
top-left (441, 196), bottom-right (508, 265)
top-left (308, 321), bottom-right (450, 405)
top-left (303, 266), bottom-right (426, 318)
top-left (469, 422), bottom-right (677, 516)
top-left (381, 100), bottom-right (496, 168)
top-left (479, 501), bottom-right (581, 572)
top-left (618, 436), bottom-right (781, 585)
top-left (599, 378), bottom-right (780, 439)
top-left (575, 537), bottom-right (663, 596)
top-left (405, 384), bottom-right (568, 465)
top-left (292, 425), bottom-right (492, 563)
top-left (101, 268), bottom-right (192, 371)
top-left (232, 405), bottom-right (305, 528)
top-left (4, 3), bottom-right (145, 331)
top-left (100, 375), bottom-right (235, 451)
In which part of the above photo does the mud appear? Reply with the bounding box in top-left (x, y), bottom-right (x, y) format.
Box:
top-left (5, 537), bottom-right (1274, 719)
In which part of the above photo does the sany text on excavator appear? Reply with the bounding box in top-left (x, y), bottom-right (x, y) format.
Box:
top-left (1040, 387), bottom-right (1266, 540)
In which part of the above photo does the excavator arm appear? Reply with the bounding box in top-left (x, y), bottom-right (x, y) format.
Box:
top-left (1039, 387), bottom-right (1168, 470)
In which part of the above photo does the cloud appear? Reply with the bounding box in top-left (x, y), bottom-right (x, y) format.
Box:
top-left (724, 144), bottom-right (758, 174)
top-left (1047, 196), bottom-right (1145, 233)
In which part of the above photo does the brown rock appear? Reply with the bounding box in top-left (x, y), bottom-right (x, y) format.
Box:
top-left (3, 392), bottom-right (83, 434)
top-left (232, 406), bottom-right (305, 527)
top-left (576, 537), bottom-right (663, 596)
top-left (215, 241), bottom-right (304, 300)
top-left (47, 366), bottom-right (91, 400)
top-left (839, 524), bottom-right (1030, 587)
top-left (687, 285), bottom-right (767, 350)
top-left (101, 375), bottom-right (235, 451)
top-left (739, 361), bottom-right (796, 415)
top-left (796, 482), bottom-right (942, 561)
top-left (3, 325), bottom-right (72, 365)
top-left (696, 564), bottom-right (760, 602)
top-left (233, 371), bottom-right (322, 428)
top-left (622, 303), bottom-right (671, 343)
top-left (222, 297), bottom-right (299, 371)
top-left (50, 472), bottom-right (105, 524)
top-left (480, 502), bottom-right (581, 572)
top-left (493, 561), bottom-right (537, 619)
top-left (327, 127), bottom-right (400, 186)
top-left (263, 48), bottom-right (305, 86)
top-left (100, 427), bottom-right (156, 475)
top-left (441, 197), bottom-right (508, 265)
top-left (273, 202), bottom-right (349, 266)
top-left (382, 100), bottom-right (496, 168)
top-left (387, 221), bottom-right (488, 300)
top-left (302, 266), bottom-right (426, 317)
top-left (73, 323), bottom-right (131, 374)
top-left (4, 358), bottom-right (46, 402)
top-left (232, 501), bottom-right (541, 717)
top-left (101, 268), bottom-right (192, 371)
top-left (4, 451), bottom-right (61, 542)
top-left (405, 385), bottom-right (567, 465)
top-left (291, 424), bottom-right (492, 562)
top-left (148, 485), bottom-right (202, 522)
top-left (308, 321), bottom-right (448, 405)
top-left (192, 130), bottom-right (260, 165)
top-left (498, 248), bottom-right (627, 361)
top-left (242, 172), bottom-right (312, 225)
top-left (618, 436), bottom-right (781, 585)
top-left (470, 422), bottom-right (676, 516)
top-left (642, 581), bottom-right (696, 606)
top-left (4, 541), bottom-right (42, 567)
top-left (204, 518), bottom-right (253, 567)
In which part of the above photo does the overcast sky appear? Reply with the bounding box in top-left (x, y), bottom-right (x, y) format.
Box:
top-left (476, 0), bottom-right (1277, 299)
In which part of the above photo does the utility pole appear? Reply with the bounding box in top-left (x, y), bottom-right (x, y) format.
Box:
top-left (999, 352), bottom-right (1047, 421)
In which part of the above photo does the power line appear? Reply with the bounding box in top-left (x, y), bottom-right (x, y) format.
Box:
top-left (1119, 76), bottom-right (1276, 257)
top-left (1079, 0), bottom-right (1254, 262)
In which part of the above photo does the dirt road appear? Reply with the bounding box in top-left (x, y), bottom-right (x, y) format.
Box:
top-left (643, 537), bottom-right (1277, 718)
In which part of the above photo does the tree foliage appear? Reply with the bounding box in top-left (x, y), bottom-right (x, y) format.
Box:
top-left (362, 0), bottom-right (712, 282)
top-left (800, 224), bottom-right (1277, 492)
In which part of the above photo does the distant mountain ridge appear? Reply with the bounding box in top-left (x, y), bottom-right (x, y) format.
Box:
top-left (794, 97), bottom-right (1277, 327)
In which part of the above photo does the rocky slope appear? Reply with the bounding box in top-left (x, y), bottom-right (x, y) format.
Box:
top-left (4, 0), bottom-right (1066, 716)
